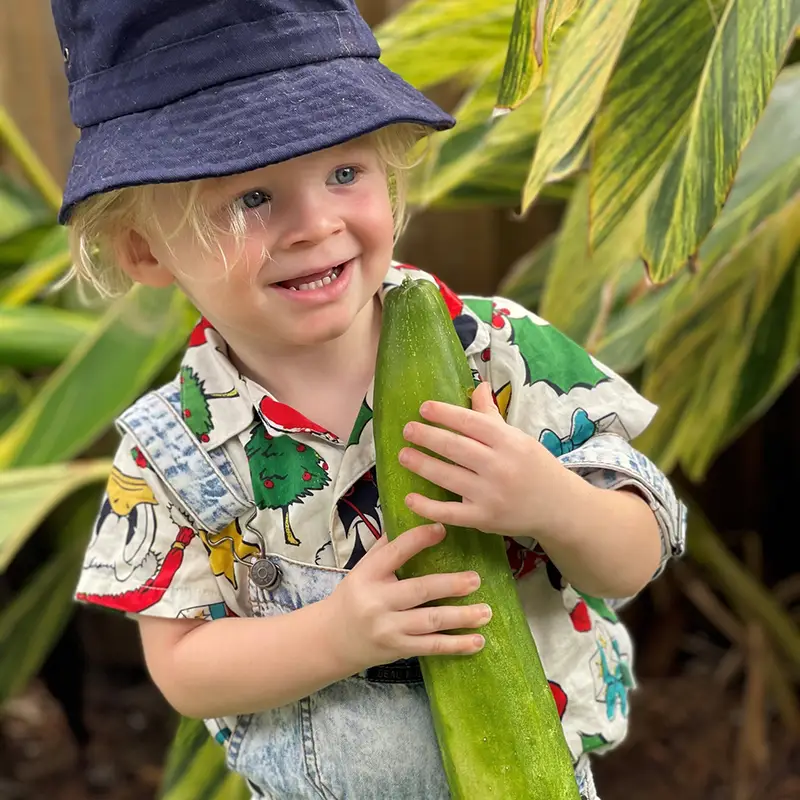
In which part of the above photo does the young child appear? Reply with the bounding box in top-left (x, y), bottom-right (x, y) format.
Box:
top-left (55, 0), bottom-right (686, 797)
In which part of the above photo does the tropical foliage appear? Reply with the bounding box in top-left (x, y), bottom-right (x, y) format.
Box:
top-left (1, 0), bottom-right (799, 795)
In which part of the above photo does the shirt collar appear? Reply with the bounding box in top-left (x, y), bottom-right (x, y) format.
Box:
top-left (177, 262), bottom-right (490, 450)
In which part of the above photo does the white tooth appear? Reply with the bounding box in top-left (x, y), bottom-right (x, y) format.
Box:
top-left (290, 286), bottom-right (297, 291)
top-left (298, 283), bottom-right (311, 291)
top-left (322, 276), bottom-right (332, 286)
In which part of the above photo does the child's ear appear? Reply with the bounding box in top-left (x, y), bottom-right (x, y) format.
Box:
top-left (115, 229), bottom-right (175, 288)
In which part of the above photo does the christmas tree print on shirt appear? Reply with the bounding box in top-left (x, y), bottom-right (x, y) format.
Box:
top-left (245, 420), bottom-right (331, 546)
top-left (180, 366), bottom-right (238, 442)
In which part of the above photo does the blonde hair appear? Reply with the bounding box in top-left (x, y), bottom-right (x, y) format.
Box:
top-left (66, 123), bottom-right (430, 298)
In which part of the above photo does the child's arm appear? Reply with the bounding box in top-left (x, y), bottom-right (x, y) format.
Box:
top-left (137, 523), bottom-right (489, 719)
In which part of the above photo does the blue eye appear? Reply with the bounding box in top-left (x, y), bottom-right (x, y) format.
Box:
top-left (238, 190), bottom-right (269, 210)
top-left (331, 167), bottom-right (358, 186)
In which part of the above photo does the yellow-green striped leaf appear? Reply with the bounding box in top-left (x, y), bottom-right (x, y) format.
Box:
top-left (0, 306), bottom-right (94, 368)
top-left (377, 0), bottom-right (514, 90)
top-left (0, 540), bottom-right (84, 704)
top-left (638, 192), bottom-right (800, 479)
top-left (497, 0), bottom-right (584, 111)
top-left (0, 224), bottom-right (70, 307)
top-left (0, 175), bottom-right (49, 244)
top-left (0, 286), bottom-right (195, 468)
top-left (539, 172), bottom-right (649, 343)
top-left (589, 0), bottom-right (722, 250)
top-left (0, 368), bottom-right (30, 435)
top-left (0, 460), bottom-right (110, 572)
top-left (642, 0), bottom-right (800, 283)
top-left (413, 55), bottom-right (543, 207)
top-left (160, 717), bottom-right (249, 800)
top-left (697, 63), bottom-right (800, 268)
top-left (521, 0), bottom-right (642, 210)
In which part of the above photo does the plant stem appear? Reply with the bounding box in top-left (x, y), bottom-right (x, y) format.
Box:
top-left (0, 106), bottom-right (63, 213)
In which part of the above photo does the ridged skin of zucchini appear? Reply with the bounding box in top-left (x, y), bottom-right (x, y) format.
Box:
top-left (373, 278), bottom-right (581, 799)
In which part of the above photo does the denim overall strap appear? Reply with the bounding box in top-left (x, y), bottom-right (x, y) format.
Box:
top-left (116, 380), bottom-right (253, 532)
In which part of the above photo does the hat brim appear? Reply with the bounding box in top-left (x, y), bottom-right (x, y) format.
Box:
top-left (59, 58), bottom-right (454, 223)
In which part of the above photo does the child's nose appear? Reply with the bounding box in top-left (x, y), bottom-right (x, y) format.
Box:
top-left (279, 193), bottom-right (344, 248)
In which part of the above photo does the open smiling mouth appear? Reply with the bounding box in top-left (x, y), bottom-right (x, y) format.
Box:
top-left (275, 260), bottom-right (351, 292)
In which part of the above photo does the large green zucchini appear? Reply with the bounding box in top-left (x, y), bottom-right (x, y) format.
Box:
top-left (374, 277), bottom-right (580, 799)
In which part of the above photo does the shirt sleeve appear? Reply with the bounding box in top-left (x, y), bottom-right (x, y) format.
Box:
top-left (480, 296), bottom-right (686, 580)
top-left (74, 433), bottom-right (226, 619)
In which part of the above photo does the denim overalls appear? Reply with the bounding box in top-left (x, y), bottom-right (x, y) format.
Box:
top-left (119, 384), bottom-right (600, 799)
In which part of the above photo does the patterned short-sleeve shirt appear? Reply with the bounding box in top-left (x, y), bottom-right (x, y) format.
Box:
top-left (75, 263), bottom-right (685, 760)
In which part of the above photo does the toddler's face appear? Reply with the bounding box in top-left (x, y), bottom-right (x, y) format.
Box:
top-left (143, 138), bottom-right (395, 352)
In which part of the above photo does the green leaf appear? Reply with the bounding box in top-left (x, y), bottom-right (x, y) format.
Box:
top-left (160, 717), bottom-right (249, 800)
top-left (538, 172), bottom-right (649, 344)
top-left (0, 460), bottom-right (110, 573)
top-left (377, 0), bottom-right (515, 90)
top-left (589, 0), bottom-right (721, 250)
top-left (0, 306), bottom-right (95, 369)
top-left (697, 63), bottom-right (800, 268)
top-left (593, 281), bottom-right (679, 374)
top-left (0, 368), bottom-right (30, 436)
top-left (498, 234), bottom-right (557, 310)
top-left (0, 174), bottom-right (50, 244)
top-left (0, 541), bottom-right (83, 704)
top-left (0, 227), bottom-right (71, 307)
top-left (642, 0), bottom-right (800, 283)
top-left (638, 193), bottom-right (800, 479)
top-left (521, 0), bottom-right (643, 210)
top-left (0, 286), bottom-right (195, 468)
top-left (414, 56), bottom-right (543, 207)
top-left (497, 0), bottom-right (584, 111)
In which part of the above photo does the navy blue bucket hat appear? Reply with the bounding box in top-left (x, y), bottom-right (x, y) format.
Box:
top-left (51, 0), bottom-right (454, 223)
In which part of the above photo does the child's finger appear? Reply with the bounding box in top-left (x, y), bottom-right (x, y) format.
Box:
top-left (370, 522), bottom-right (446, 575)
top-left (389, 570), bottom-right (481, 611)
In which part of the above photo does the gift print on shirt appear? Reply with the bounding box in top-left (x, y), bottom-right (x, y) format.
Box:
top-left (245, 419), bottom-right (331, 546)
top-left (75, 467), bottom-right (197, 613)
top-left (180, 365), bottom-right (239, 442)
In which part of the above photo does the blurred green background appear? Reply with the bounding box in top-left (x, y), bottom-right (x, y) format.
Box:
top-left (1, 1), bottom-right (799, 798)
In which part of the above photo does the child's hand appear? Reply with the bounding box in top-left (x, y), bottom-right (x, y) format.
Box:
top-left (399, 381), bottom-right (575, 539)
top-left (327, 523), bottom-right (490, 674)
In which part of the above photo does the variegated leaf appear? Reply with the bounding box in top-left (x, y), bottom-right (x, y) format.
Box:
top-left (589, 0), bottom-right (723, 250)
top-left (0, 286), bottom-right (195, 468)
top-left (638, 193), bottom-right (800, 479)
top-left (642, 0), bottom-right (800, 282)
top-left (521, 0), bottom-right (643, 210)
top-left (495, 0), bottom-right (583, 111)
top-left (0, 460), bottom-right (110, 572)
top-left (377, 0), bottom-right (515, 90)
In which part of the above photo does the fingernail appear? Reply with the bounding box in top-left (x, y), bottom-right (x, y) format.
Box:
top-left (480, 604), bottom-right (492, 620)
top-left (432, 523), bottom-right (445, 535)
top-left (473, 635), bottom-right (485, 650)
top-left (420, 402), bottom-right (431, 415)
top-left (469, 572), bottom-right (481, 588)
top-left (398, 448), bottom-right (409, 464)
top-left (403, 423), bottom-right (413, 438)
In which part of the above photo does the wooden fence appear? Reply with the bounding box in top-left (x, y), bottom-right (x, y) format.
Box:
top-left (0, 0), bottom-right (560, 294)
